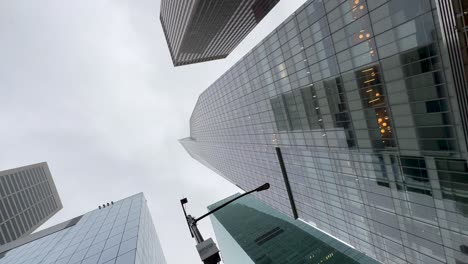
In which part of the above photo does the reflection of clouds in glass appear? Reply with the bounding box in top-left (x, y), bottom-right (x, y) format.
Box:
top-left (183, 0), bottom-right (468, 263)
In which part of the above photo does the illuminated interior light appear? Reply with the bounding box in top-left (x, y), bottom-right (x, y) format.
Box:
top-left (354, 0), bottom-right (360, 4)
top-left (359, 34), bottom-right (364, 39)
top-left (382, 122), bottom-right (388, 127)
top-left (378, 118), bottom-right (383, 123)
top-left (375, 92), bottom-right (380, 96)
top-left (381, 129), bottom-right (385, 133)
top-left (366, 89), bottom-right (373, 93)
top-left (364, 78), bottom-right (375, 83)
top-left (366, 33), bottom-right (371, 38)
top-left (362, 68), bottom-right (373, 72)
top-left (359, 5), bottom-right (364, 10)
top-left (368, 98), bottom-right (380, 103)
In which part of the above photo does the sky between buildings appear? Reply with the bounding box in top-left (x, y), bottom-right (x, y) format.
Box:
top-left (0, 0), bottom-right (307, 262)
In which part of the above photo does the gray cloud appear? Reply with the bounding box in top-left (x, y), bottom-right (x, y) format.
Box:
top-left (0, 0), bottom-right (307, 262)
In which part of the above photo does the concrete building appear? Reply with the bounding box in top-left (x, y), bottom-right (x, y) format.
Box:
top-left (0, 163), bottom-right (62, 245)
top-left (0, 193), bottom-right (166, 264)
top-left (160, 0), bottom-right (280, 66)
top-left (182, 0), bottom-right (468, 263)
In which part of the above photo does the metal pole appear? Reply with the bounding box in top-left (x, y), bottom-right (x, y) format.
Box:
top-left (180, 198), bottom-right (194, 238)
top-left (187, 215), bottom-right (204, 244)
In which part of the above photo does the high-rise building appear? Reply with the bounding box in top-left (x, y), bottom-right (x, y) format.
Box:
top-left (181, 0), bottom-right (468, 263)
top-left (209, 193), bottom-right (379, 264)
top-left (160, 0), bottom-right (280, 66)
top-left (0, 163), bottom-right (62, 245)
top-left (0, 193), bottom-right (166, 264)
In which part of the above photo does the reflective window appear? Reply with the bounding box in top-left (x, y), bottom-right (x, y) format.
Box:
top-left (181, 0), bottom-right (468, 263)
top-left (0, 194), bottom-right (166, 264)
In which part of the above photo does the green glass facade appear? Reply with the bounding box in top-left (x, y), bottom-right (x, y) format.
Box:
top-left (209, 194), bottom-right (379, 264)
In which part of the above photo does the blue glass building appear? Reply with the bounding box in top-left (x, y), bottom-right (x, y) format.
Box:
top-left (0, 193), bottom-right (166, 264)
top-left (182, 0), bottom-right (468, 263)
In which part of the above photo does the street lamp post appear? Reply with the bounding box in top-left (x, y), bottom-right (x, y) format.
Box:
top-left (180, 183), bottom-right (270, 264)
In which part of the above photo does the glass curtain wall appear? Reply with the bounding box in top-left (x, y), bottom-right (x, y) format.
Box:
top-left (182, 0), bottom-right (468, 263)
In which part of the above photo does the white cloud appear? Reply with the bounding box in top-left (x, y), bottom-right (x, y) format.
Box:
top-left (0, 0), bottom-right (307, 262)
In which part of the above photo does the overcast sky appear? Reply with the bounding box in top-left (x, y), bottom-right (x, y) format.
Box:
top-left (0, 0), bottom-right (307, 262)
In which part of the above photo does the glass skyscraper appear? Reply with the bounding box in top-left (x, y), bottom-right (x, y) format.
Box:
top-left (160, 0), bottom-right (280, 66)
top-left (0, 163), bottom-right (62, 245)
top-left (209, 193), bottom-right (379, 264)
top-left (181, 0), bottom-right (468, 263)
top-left (0, 193), bottom-right (166, 264)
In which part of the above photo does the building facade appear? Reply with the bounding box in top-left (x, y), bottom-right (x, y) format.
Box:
top-left (209, 193), bottom-right (379, 264)
top-left (160, 0), bottom-right (280, 66)
top-left (182, 0), bottom-right (468, 263)
top-left (0, 163), bottom-right (62, 245)
top-left (0, 193), bottom-right (166, 264)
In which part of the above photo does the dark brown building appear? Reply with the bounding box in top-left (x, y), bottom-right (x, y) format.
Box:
top-left (160, 0), bottom-right (280, 67)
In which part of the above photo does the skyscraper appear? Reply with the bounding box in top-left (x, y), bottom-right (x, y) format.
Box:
top-left (209, 193), bottom-right (379, 264)
top-left (0, 193), bottom-right (166, 264)
top-left (160, 0), bottom-right (280, 66)
top-left (181, 0), bottom-right (468, 263)
top-left (0, 162), bottom-right (62, 245)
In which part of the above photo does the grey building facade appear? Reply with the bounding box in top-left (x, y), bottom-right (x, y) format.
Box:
top-left (209, 193), bottom-right (379, 264)
top-left (160, 0), bottom-right (280, 66)
top-left (0, 193), bottom-right (166, 264)
top-left (0, 163), bottom-right (62, 245)
top-left (182, 0), bottom-right (468, 263)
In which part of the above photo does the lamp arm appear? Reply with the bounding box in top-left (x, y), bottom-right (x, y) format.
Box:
top-left (194, 189), bottom-right (256, 223)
